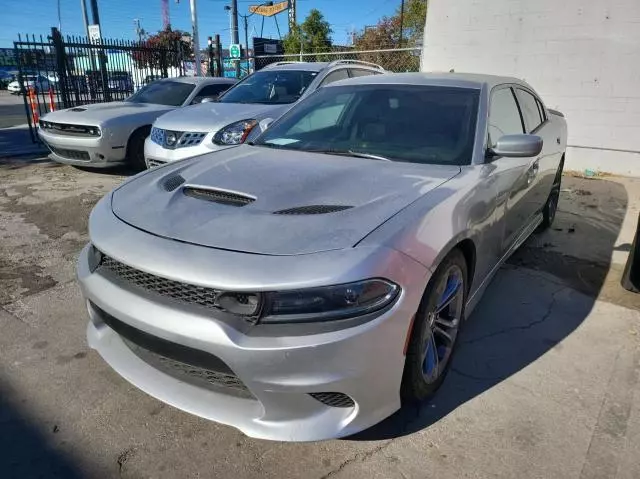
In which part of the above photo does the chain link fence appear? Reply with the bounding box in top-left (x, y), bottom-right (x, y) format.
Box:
top-left (252, 47), bottom-right (422, 75)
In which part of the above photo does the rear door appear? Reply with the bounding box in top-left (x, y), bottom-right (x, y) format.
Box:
top-left (487, 86), bottom-right (539, 253)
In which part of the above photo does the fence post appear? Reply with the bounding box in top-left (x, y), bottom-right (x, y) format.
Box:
top-left (215, 35), bottom-right (222, 77)
top-left (207, 36), bottom-right (214, 76)
top-left (51, 27), bottom-right (71, 109)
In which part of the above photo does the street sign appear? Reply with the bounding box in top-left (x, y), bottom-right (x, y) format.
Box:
top-left (229, 44), bottom-right (241, 59)
top-left (249, 0), bottom-right (289, 17)
top-left (88, 24), bottom-right (101, 43)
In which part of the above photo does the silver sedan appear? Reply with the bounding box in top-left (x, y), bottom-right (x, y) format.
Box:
top-left (77, 73), bottom-right (567, 441)
top-left (37, 77), bottom-right (236, 170)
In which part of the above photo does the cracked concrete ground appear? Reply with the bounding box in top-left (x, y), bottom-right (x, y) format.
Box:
top-left (1, 157), bottom-right (639, 479)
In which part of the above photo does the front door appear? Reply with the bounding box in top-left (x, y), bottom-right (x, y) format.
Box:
top-left (487, 86), bottom-right (540, 253)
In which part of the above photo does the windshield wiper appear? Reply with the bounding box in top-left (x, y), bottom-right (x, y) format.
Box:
top-left (307, 148), bottom-right (392, 161)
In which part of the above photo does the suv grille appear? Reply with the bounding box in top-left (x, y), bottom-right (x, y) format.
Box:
top-left (147, 158), bottom-right (166, 168)
top-left (92, 303), bottom-right (253, 399)
top-left (99, 255), bottom-right (223, 310)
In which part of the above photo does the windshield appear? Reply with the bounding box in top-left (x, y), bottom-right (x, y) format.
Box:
top-left (218, 69), bottom-right (318, 105)
top-left (126, 81), bottom-right (195, 106)
top-left (254, 84), bottom-right (480, 165)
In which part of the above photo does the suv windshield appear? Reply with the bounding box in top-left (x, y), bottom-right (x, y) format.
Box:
top-left (218, 69), bottom-right (318, 105)
top-left (126, 81), bottom-right (195, 106)
top-left (254, 84), bottom-right (480, 165)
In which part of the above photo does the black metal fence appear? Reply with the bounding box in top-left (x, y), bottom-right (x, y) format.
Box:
top-left (13, 28), bottom-right (185, 141)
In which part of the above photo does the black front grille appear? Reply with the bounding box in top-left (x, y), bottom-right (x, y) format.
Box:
top-left (309, 392), bottom-right (355, 408)
top-left (99, 255), bottom-right (223, 310)
top-left (274, 205), bottom-right (353, 215)
top-left (40, 121), bottom-right (99, 137)
top-left (91, 303), bottom-right (253, 398)
top-left (49, 146), bottom-right (90, 161)
top-left (183, 187), bottom-right (255, 207)
top-left (147, 158), bottom-right (166, 168)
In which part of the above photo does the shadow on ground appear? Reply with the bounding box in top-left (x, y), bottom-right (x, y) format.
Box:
top-left (0, 379), bottom-right (83, 478)
top-left (351, 176), bottom-right (631, 440)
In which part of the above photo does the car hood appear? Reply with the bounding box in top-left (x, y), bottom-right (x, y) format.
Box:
top-left (42, 102), bottom-right (175, 125)
top-left (153, 102), bottom-right (285, 132)
top-left (111, 146), bottom-right (461, 256)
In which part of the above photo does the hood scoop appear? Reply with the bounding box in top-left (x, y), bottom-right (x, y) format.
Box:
top-left (70, 107), bottom-right (87, 112)
top-left (273, 205), bottom-right (353, 215)
top-left (162, 174), bottom-right (185, 192)
top-left (183, 186), bottom-right (255, 207)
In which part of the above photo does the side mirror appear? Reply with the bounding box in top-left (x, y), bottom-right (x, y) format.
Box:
top-left (489, 134), bottom-right (543, 158)
top-left (259, 118), bottom-right (274, 132)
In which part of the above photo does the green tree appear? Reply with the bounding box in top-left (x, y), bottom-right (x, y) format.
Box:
top-left (132, 27), bottom-right (193, 69)
top-left (400, 0), bottom-right (428, 44)
top-left (283, 9), bottom-right (333, 54)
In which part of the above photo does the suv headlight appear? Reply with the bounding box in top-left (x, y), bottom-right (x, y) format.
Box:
top-left (213, 119), bottom-right (258, 146)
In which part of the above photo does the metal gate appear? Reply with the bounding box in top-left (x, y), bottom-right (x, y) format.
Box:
top-left (13, 28), bottom-right (185, 142)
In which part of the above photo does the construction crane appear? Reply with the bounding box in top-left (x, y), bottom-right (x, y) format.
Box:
top-left (161, 0), bottom-right (180, 29)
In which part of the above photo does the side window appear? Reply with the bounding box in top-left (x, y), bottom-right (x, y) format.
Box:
top-left (193, 84), bottom-right (231, 103)
top-left (319, 69), bottom-right (349, 87)
top-left (349, 68), bottom-right (378, 77)
top-left (515, 88), bottom-right (544, 133)
top-left (488, 87), bottom-right (524, 147)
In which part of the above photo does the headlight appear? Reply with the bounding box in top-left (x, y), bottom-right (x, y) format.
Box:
top-left (260, 279), bottom-right (399, 323)
top-left (165, 130), bottom-right (181, 147)
top-left (213, 119), bottom-right (258, 145)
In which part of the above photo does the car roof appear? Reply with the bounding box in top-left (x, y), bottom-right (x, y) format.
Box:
top-left (159, 76), bottom-right (237, 85)
top-left (328, 72), bottom-right (529, 90)
top-left (262, 62), bottom-right (331, 72)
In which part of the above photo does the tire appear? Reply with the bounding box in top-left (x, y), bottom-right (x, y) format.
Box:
top-left (539, 156), bottom-right (565, 230)
top-left (401, 248), bottom-right (468, 403)
top-left (127, 126), bottom-right (151, 171)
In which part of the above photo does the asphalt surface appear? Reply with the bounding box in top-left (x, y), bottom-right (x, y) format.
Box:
top-left (0, 158), bottom-right (639, 478)
top-left (0, 91), bottom-right (29, 128)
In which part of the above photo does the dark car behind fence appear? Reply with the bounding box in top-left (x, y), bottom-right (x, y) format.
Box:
top-left (14, 28), bottom-right (185, 142)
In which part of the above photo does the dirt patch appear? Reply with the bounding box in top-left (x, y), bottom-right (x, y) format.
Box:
top-left (0, 255), bottom-right (57, 305)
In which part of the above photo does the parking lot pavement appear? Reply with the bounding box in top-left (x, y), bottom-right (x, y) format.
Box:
top-left (0, 90), bottom-right (30, 129)
top-left (1, 159), bottom-right (639, 479)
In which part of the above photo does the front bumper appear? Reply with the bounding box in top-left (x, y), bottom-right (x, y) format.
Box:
top-left (144, 136), bottom-right (232, 168)
top-left (77, 200), bottom-right (429, 441)
top-left (38, 128), bottom-right (126, 167)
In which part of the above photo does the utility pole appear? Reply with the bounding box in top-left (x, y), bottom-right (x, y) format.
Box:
top-left (399, 0), bottom-right (405, 46)
top-left (80, 0), bottom-right (90, 37)
top-left (243, 16), bottom-right (249, 60)
top-left (89, 0), bottom-right (101, 27)
top-left (189, 0), bottom-right (202, 76)
top-left (231, 0), bottom-right (240, 78)
top-left (57, 0), bottom-right (62, 32)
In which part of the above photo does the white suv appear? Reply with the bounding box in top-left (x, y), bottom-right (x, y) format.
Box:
top-left (144, 60), bottom-right (384, 168)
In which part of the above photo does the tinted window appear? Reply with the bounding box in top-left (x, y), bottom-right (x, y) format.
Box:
top-left (218, 70), bottom-right (318, 105)
top-left (319, 69), bottom-right (349, 86)
top-left (489, 88), bottom-right (524, 146)
top-left (126, 81), bottom-right (195, 106)
top-left (349, 69), bottom-right (378, 77)
top-left (197, 84), bottom-right (232, 98)
top-left (516, 88), bottom-right (543, 132)
top-left (255, 85), bottom-right (480, 166)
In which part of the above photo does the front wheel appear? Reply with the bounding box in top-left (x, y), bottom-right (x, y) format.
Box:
top-left (127, 127), bottom-right (151, 171)
top-left (401, 249), bottom-right (468, 402)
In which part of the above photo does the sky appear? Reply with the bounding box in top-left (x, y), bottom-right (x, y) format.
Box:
top-left (0, 0), bottom-right (400, 49)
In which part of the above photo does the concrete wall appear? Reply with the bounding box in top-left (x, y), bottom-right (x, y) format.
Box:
top-left (421, 0), bottom-right (640, 176)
